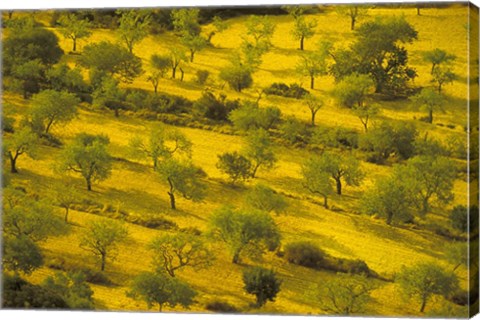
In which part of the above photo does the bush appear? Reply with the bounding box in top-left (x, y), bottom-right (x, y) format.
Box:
top-left (312, 126), bottom-right (359, 149)
top-left (242, 266), bottom-right (281, 307)
top-left (194, 91), bottom-right (239, 122)
top-left (219, 63), bottom-right (253, 92)
top-left (205, 300), bottom-right (239, 313)
top-left (145, 93), bottom-right (192, 114)
top-left (279, 116), bottom-right (310, 145)
top-left (284, 241), bottom-right (325, 268)
top-left (129, 215), bottom-right (179, 231)
top-left (229, 102), bottom-right (281, 132)
top-left (196, 70), bottom-right (210, 85)
top-left (217, 151), bottom-right (252, 184)
top-left (264, 82), bottom-right (309, 99)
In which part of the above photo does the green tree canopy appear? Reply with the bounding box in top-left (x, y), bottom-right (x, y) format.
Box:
top-left (216, 151), bottom-right (252, 185)
top-left (245, 184), bottom-right (288, 215)
top-left (57, 133), bottom-right (112, 191)
top-left (4, 126), bottom-right (39, 173)
top-left (58, 13), bottom-right (92, 52)
top-left (127, 271), bottom-right (196, 311)
top-left (209, 206), bottom-right (281, 264)
top-left (243, 129), bottom-right (277, 178)
top-left (410, 88), bottom-right (444, 124)
top-left (333, 73), bottom-right (375, 109)
top-left (80, 219), bottom-right (128, 271)
top-left (243, 267), bottom-right (281, 307)
top-left (116, 9), bottom-right (151, 53)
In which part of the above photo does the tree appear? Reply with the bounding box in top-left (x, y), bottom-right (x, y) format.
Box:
top-left (80, 219), bottom-right (128, 271)
top-left (11, 59), bottom-right (45, 98)
top-left (450, 205), bottom-right (478, 233)
top-left (229, 102), bottom-right (281, 132)
top-left (171, 8), bottom-right (206, 62)
top-left (216, 151), bottom-right (252, 185)
top-left (243, 129), bottom-right (277, 178)
top-left (58, 13), bottom-right (92, 52)
top-left (431, 66), bottom-right (456, 93)
top-left (333, 73), bottom-right (374, 109)
top-left (207, 16), bottom-right (229, 45)
top-left (53, 182), bottom-right (80, 223)
top-left (209, 206), bottom-right (280, 264)
top-left (335, 5), bottom-right (369, 30)
top-left (302, 157), bottom-right (333, 208)
top-left (396, 263), bottom-right (458, 312)
top-left (219, 58), bottom-right (253, 92)
top-left (289, 8), bottom-right (317, 50)
top-left (129, 124), bottom-right (191, 170)
top-left (149, 233), bottom-right (213, 277)
top-left (410, 88), bottom-right (444, 124)
top-left (4, 127), bottom-right (38, 173)
top-left (116, 9), bottom-right (151, 53)
top-left (317, 274), bottom-right (374, 315)
top-left (43, 271), bottom-right (94, 309)
top-left (157, 159), bottom-right (206, 210)
top-left (361, 174), bottom-right (414, 225)
top-left (148, 54), bottom-right (170, 93)
top-left (396, 156), bottom-right (457, 215)
top-left (423, 48), bottom-right (456, 75)
top-left (57, 133), bottom-right (112, 191)
top-left (243, 267), bottom-right (281, 307)
top-left (92, 76), bottom-right (125, 117)
top-left (304, 94), bottom-right (324, 126)
top-left (79, 41), bottom-right (143, 84)
top-left (245, 184), bottom-right (288, 215)
top-left (127, 271), bottom-right (196, 311)
top-left (29, 90), bottom-right (79, 134)
top-left (296, 43), bottom-right (330, 89)
top-left (445, 242), bottom-right (468, 272)
top-left (352, 103), bottom-right (380, 132)
top-left (3, 235), bottom-right (43, 275)
top-left (168, 47), bottom-right (187, 79)
top-left (244, 15), bottom-right (275, 53)
top-left (331, 17), bottom-right (417, 95)
top-left (45, 64), bottom-right (87, 94)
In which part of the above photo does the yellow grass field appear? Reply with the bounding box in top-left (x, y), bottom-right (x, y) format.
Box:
top-left (1, 3), bottom-right (476, 318)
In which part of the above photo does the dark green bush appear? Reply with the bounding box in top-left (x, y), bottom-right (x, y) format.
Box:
top-left (284, 241), bottom-right (325, 268)
top-left (194, 91), bottom-right (239, 122)
top-left (196, 70), bottom-right (210, 85)
top-left (205, 300), bottom-right (239, 313)
top-left (265, 82), bottom-right (309, 99)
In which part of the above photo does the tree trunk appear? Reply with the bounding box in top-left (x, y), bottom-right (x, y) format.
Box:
top-left (428, 108), bottom-right (433, 124)
top-left (310, 76), bottom-right (315, 89)
top-left (232, 249), bottom-right (241, 264)
top-left (180, 68), bottom-right (184, 82)
top-left (251, 163), bottom-right (260, 179)
top-left (207, 31), bottom-right (215, 44)
top-left (323, 195), bottom-right (328, 209)
top-left (351, 17), bottom-right (356, 30)
top-left (73, 38), bottom-right (77, 52)
top-left (45, 118), bottom-right (55, 134)
top-left (417, 7), bottom-right (421, 16)
top-left (64, 207), bottom-right (69, 223)
top-left (190, 49), bottom-right (195, 62)
top-left (172, 67), bottom-right (176, 79)
top-left (168, 192), bottom-right (176, 210)
top-left (335, 178), bottom-right (342, 195)
top-left (386, 211), bottom-right (393, 225)
top-left (422, 198), bottom-right (430, 215)
top-left (154, 83), bottom-right (158, 94)
top-left (420, 296), bottom-right (427, 312)
top-left (300, 36), bottom-right (304, 50)
top-left (8, 11), bottom-right (13, 19)
top-left (101, 254), bottom-right (106, 271)
top-left (311, 111), bottom-right (316, 126)
top-left (114, 108), bottom-right (119, 117)
top-left (438, 83), bottom-right (442, 94)
top-left (9, 152), bottom-right (18, 173)
top-left (86, 178), bottom-right (92, 191)
top-left (159, 304), bottom-right (163, 312)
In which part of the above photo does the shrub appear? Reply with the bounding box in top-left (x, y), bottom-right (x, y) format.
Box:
top-left (194, 91), bottom-right (239, 121)
top-left (284, 241), bottom-right (325, 268)
top-left (264, 82), bottom-right (309, 99)
top-left (219, 63), bottom-right (253, 92)
top-left (229, 102), bottom-right (281, 132)
top-left (242, 266), bottom-right (281, 307)
top-left (279, 116), bottom-right (310, 145)
top-left (217, 151), bottom-right (252, 184)
top-left (205, 300), bottom-right (239, 313)
top-left (196, 70), bottom-right (210, 85)
top-left (312, 126), bottom-right (358, 149)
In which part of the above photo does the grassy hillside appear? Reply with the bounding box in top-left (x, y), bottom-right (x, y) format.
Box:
top-left (2, 3), bottom-right (475, 317)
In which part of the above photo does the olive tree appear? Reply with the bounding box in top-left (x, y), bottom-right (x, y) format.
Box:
top-left (396, 263), bottom-right (458, 313)
top-left (148, 54), bottom-right (170, 93)
top-left (296, 41), bottom-right (331, 90)
top-left (245, 184), bottom-right (288, 215)
top-left (304, 94), bottom-right (324, 126)
top-left (410, 88), bottom-right (444, 124)
top-left (423, 48), bottom-right (456, 75)
top-left (29, 89), bottom-right (79, 134)
top-left (216, 151), bottom-right (252, 185)
top-left (116, 9), bottom-right (151, 54)
top-left (157, 159), bottom-right (206, 210)
top-left (335, 5), bottom-right (369, 30)
top-left (4, 127), bottom-right (38, 173)
top-left (243, 129), bottom-right (277, 178)
top-left (58, 13), bottom-right (92, 52)
top-left (286, 6), bottom-right (317, 50)
top-left (127, 271), bottom-right (196, 311)
top-left (149, 233), bottom-right (213, 277)
top-left (209, 206), bottom-right (281, 264)
top-left (57, 133), bottom-right (112, 191)
top-left (302, 157), bottom-right (333, 208)
top-left (80, 219), bottom-right (128, 271)
top-left (333, 73), bottom-right (374, 109)
top-left (243, 267), bottom-right (281, 307)
top-left (171, 8), bottom-right (207, 62)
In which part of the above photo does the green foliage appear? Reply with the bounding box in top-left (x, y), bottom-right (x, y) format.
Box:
top-left (43, 271), bottom-right (95, 309)
top-left (167, 47), bottom-right (187, 79)
top-left (10, 59), bottom-right (45, 98)
top-left (217, 151), bottom-right (252, 184)
top-left (209, 206), bottom-right (281, 263)
top-left (193, 91), bottom-right (239, 122)
top-left (317, 273), bottom-right (374, 315)
top-left (149, 233), bottom-right (213, 277)
top-left (57, 133), bottom-right (112, 191)
top-left (302, 157), bottom-right (333, 208)
top-left (205, 300), bottom-right (238, 313)
top-left (291, 14), bottom-right (317, 50)
top-left (242, 266), bottom-right (281, 307)
top-left (157, 158), bottom-right (206, 209)
top-left (127, 271), bottom-right (196, 311)
top-left (312, 126), bottom-right (359, 149)
top-left (284, 241), bottom-right (325, 268)
top-left (2, 274), bottom-right (69, 309)
top-left (264, 82), bottom-right (310, 99)
top-left (4, 126), bottom-right (39, 173)
top-left (219, 59), bottom-right (253, 92)
top-left (296, 42), bottom-right (330, 89)
top-left (396, 262), bottom-right (458, 312)
top-left (245, 184), bottom-right (288, 215)
top-left (80, 41), bottom-right (143, 83)
top-left (243, 129), bottom-right (277, 178)
top-left (45, 64), bottom-right (87, 94)
top-left (410, 88), bottom-right (444, 123)
top-left (279, 116), bottom-right (310, 145)
top-left (445, 242), bottom-right (468, 272)
top-left (304, 94), bottom-right (324, 126)
top-left (129, 124), bottom-right (191, 169)
top-left (195, 70), bottom-right (210, 85)
top-left (333, 73), bottom-right (374, 108)
top-left (450, 205), bottom-right (478, 233)
top-left (423, 48), bottom-right (456, 74)
top-left (116, 9), bottom-right (151, 53)
top-left (30, 89), bottom-right (79, 134)
top-left (148, 54), bottom-right (170, 93)
top-left (331, 16), bottom-right (417, 95)
top-left (244, 15), bottom-right (275, 56)
top-left (80, 219), bottom-right (129, 271)
top-left (58, 13), bottom-right (92, 52)
top-left (432, 66), bottom-right (456, 93)
top-left (92, 76), bottom-right (126, 116)
top-left (3, 235), bottom-right (43, 275)
top-left (229, 102), bottom-right (281, 132)
top-left (414, 133), bottom-right (450, 158)
top-left (335, 5), bottom-right (369, 30)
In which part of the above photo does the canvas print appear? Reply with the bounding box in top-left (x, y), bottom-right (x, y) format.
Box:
top-left (1, 1), bottom-right (479, 318)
